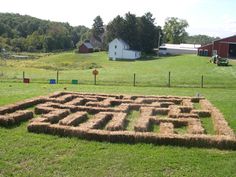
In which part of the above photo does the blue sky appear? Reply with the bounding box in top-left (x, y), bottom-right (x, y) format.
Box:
top-left (0, 0), bottom-right (235, 38)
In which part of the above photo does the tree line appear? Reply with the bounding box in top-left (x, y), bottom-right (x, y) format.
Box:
top-left (0, 12), bottom-right (220, 53)
top-left (0, 13), bottom-right (89, 52)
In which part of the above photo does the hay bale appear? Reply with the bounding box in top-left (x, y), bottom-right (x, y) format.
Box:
top-left (160, 102), bottom-right (175, 108)
top-left (191, 110), bottom-right (211, 117)
top-left (153, 108), bottom-right (170, 115)
top-left (27, 122), bottom-right (50, 133)
top-left (159, 122), bottom-right (174, 134)
top-left (59, 112), bottom-right (88, 126)
top-left (134, 116), bottom-right (151, 132)
top-left (0, 116), bottom-right (14, 126)
top-left (65, 98), bottom-right (86, 106)
top-left (177, 113), bottom-right (199, 119)
top-left (43, 109), bottom-right (70, 124)
top-left (187, 120), bottom-right (204, 134)
top-left (199, 99), bottom-right (212, 110)
top-left (191, 97), bottom-right (205, 103)
top-left (178, 106), bottom-right (193, 113)
top-left (168, 106), bottom-right (180, 118)
top-left (106, 113), bottom-right (127, 131)
top-left (182, 99), bottom-right (193, 107)
top-left (79, 112), bottom-right (112, 129)
top-left (11, 110), bottom-right (34, 123)
top-left (34, 106), bottom-right (55, 115)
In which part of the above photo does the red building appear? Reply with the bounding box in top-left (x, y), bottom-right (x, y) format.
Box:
top-left (79, 42), bottom-right (93, 53)
top-left (198, 35), bottom-right (236, 58)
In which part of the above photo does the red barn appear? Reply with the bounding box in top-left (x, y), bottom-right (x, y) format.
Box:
top-left (198, 35), bottom-right (236, 58)
top-left (79, 42), bottom-right (93, 53)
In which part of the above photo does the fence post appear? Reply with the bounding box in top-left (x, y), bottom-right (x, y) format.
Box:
top-left (201, 75), bottom-right (204, 88)
top-left (94, 74), bottom-right (97, 85)
top-left (57, 71), bottom-right (59, 84)
top-left (133, 73), bottom-right (136, 87)
top-left (23, 71), bottom-right (25, 80)
top-left (168, 71), bottom-right (171, 87)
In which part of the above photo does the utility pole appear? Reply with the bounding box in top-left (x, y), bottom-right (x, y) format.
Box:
top-left (157, 29), bottom-right (161, 57)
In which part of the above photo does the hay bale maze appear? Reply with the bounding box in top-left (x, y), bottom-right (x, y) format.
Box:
top-left (1, 91), bottom-right (236, 149)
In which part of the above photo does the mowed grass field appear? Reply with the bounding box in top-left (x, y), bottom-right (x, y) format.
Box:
top-left (1, 52), bottom-right (236, 87)
top-left (0, 52), bottom-right (236, 176)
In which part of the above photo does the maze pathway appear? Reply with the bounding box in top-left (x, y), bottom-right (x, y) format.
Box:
top-left (0, 91), bottom-right (235, 150)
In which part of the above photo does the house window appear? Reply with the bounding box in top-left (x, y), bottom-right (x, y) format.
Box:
top-left (114, 52), bottom-right (116, 55)
top-left (115, 45), bottom-right (117, 49)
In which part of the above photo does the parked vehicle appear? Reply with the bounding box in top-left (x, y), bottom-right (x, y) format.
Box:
top-left (216, 57), bottom-right (229, 66)
top-left (210, 55), bottom-right (228, 66)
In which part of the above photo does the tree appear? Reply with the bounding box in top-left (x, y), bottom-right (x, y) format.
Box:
top-left (92, 16), bottom-right (104, 41)
top-left (105, 12), bottom-right (162, 53)
top-left (106, 15), bottom-right (125, 43)
top-left (123, 12), bottom-right (139, 49)
top-left (139, 12), bottom-right (159, 52)
top-left (185, 34), bottom-right (220, 45)
top-left (163, 17), bottom-right (189, 44)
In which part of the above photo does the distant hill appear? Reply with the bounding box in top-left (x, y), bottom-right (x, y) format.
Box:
top-left (0, 13), bottom-right (89, 52)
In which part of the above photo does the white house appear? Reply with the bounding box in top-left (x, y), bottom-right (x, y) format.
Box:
top-left (108, 38), bottom-right (141, 60)
top-left (157, 43), bottom-right (201, 55)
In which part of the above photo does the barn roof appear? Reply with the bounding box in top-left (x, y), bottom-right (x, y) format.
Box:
top-left (198, 35), bottom-right (236, 49)
top-left (83, 42), bottom-right (93, 49)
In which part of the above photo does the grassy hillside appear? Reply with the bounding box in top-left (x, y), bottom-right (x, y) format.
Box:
top-left (1, 52), bottom-right (236, 87)
top-left (0, 83), bottom-right (236, 176)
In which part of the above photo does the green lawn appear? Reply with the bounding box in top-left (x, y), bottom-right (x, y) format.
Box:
top-left (0, 83), bottom-right (236, 176)
top-left (1, 52), bottom-right (236, 88)
top-left (0, 52), bottom-right (236, 176)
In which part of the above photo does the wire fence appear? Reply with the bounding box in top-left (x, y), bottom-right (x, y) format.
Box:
top-left (1, 69), bottom-right (236, 88)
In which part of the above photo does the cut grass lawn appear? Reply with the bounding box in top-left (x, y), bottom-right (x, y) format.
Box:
top-left (0, 82), bottom-right (236, 176)
top-left (0, 52), bottom-right (236, 176)
top-left (1, 52), bottom-right (236, 88)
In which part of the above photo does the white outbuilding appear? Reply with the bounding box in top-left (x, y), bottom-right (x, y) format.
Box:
top-left (158, 43), bottom-right (201, 55)
top-left (108, 38), bottom-right (141, 60)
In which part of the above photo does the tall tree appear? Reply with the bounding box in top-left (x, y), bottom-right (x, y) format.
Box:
top-left (106, 15), bottom-right (125, 43)
top-left (163, 17), bottom-right (189, 44)
top-left (139, 12), bottom-right (159, 52)
top-left (123, 12), bottom-right (139, 49)
top-left (92, 16), bottom-right (104, 41)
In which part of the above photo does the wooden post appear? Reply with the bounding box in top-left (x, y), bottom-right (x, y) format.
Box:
top-left (133, 73), bottom-right (136, 87)
top-left (168, 71), bottom-right (171, 87)
top-left (201, 75), bottom-right (204, 88)
top-left (23, 71), bottom-right (25, 80)
top-left (56, 71), bottom-right (59, 84)
top-left (94, 74), bottom-right (97, 85)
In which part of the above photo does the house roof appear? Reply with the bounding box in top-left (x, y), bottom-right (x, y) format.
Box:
top-left (83, 42), bottom-right (93, 49)
top-left (109, 38), bottom-right (130, 47)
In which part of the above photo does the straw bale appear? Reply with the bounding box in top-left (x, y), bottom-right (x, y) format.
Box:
top-left (178, 106), bottom-right (193, 113)
top-left (182, 99), bottom-right (193, 107)
top-left (159, 122), bottom-right (174, 134)
top-left (79, 112), bottom-right (112, 129)
top-left (65, 98), bottom-right (86, 106)
top-left (34, 106), bottom-right (56, 115)
top-left (177, 113), bottom-right (199, 119)
top-left (153, 108), bottom-right (170, 115)
top-left (27, 122), bottom-right (51, 133)
top-left (106, 113), bottom-right (127, 131)
top-left (188, 120), bottom-right (204, 134)
top-left (168, 106), bottom-right (180, 118)
top-left (43, 109), bottom-right (70, 123)
top-left (59, 112), bottom-right (88, 126)
top-left (191, 110), bottom-right (211, 117)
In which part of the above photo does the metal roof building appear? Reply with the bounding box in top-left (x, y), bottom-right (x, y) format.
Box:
top-left (198, 35), bottom-right (236, 58)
